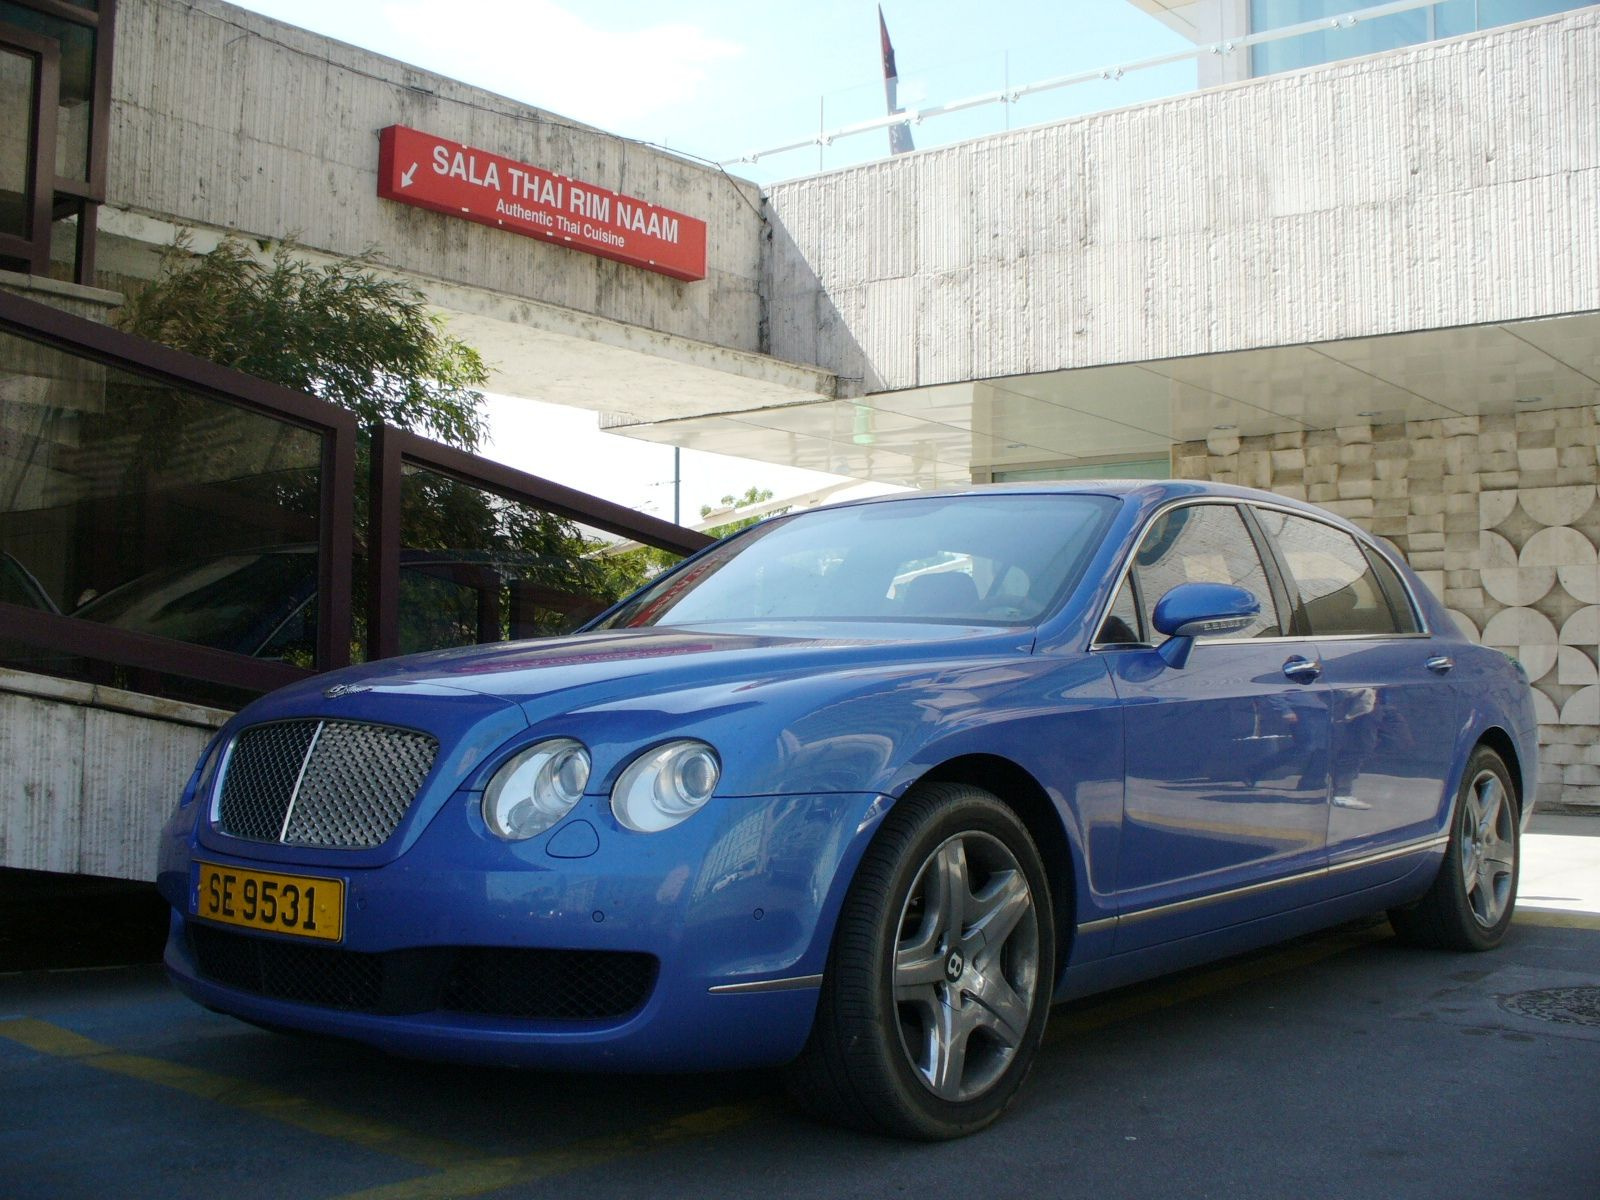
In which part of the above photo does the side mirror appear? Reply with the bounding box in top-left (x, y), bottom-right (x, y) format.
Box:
top-left (1151, 582), bottom-right (1261, 669)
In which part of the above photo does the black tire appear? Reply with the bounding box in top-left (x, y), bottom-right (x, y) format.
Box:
top-left (785, 782), bottom-right (1055, 1139)
top-left (1389, 746), bottom-right (1519, 951)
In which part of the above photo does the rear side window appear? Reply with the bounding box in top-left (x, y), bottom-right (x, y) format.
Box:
top-left (1259, 512), bottom-right (1406, 636)
top-left (1366, 550), bottom-right (1421, 634)
top-left (1130, 503), bottom-right (1281, 641)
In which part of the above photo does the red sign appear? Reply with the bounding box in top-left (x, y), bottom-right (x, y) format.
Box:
top-left (377, 125), bottom-right (707, 282)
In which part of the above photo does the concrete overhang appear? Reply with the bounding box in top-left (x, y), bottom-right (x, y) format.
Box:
top-left (431, 279), bottom-right (839, 423)
top-left (94, 209), bottom-right (838, 424)
top-left (603, 311), bottom-right (1600, 486)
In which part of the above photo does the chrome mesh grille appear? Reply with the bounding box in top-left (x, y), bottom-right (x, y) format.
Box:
top-left (215, 720), bottom-right (439, 849)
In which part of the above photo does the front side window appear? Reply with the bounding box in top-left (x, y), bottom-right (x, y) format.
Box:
top-left (1256, 511), bottom-right (1405, 636)
top-left (595, 494), bottom-right (1119, 629)
top-left (1131, 503), bottom-right (1281, 641)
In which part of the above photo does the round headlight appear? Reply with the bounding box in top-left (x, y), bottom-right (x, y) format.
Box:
top-left (611, 740), bottom-right (721, 833)
top-left (482, 738), bottom-right (590, 840)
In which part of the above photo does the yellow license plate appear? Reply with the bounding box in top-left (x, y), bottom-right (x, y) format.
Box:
top-left (195, 863), bottom-right (344, 942)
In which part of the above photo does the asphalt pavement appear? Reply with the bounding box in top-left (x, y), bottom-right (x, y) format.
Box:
top-left (1, 815), bottom-right (1596, 1200)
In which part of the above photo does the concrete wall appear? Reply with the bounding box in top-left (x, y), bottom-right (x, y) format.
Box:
top-left (0, 670), bottom-right (226, 880)
top-left (1175, 407), bottom-right (1600, 813)
top-left (106, 0), bottom-right (767, 355)
top-left (763, 8), bottom-right (1600, 394)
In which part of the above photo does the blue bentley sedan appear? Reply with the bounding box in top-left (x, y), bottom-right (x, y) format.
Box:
top-left (157, 482), bottom-right (1537, 1138)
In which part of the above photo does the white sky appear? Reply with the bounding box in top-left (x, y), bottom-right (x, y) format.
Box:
top-left (227, 0), bottom-right (1195, 515)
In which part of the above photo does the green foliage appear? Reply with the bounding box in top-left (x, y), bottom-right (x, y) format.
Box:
top-left (701, 486), bottom-right (780, 538)
top-left (117, 233), bottom-right (489, 450)
top-left (598, 485), bottom-right (784, 599)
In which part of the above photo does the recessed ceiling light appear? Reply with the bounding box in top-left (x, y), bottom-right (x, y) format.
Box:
top-left (1213, 424), bottom-right (1236, 432)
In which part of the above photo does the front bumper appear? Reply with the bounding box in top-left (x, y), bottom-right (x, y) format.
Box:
top-left (158, 789), bottom-right (889, 1071)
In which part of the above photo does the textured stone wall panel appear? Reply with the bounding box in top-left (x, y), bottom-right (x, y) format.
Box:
top-left (1179, 406), bottom-right (1600, 812)
top-left (765, 9), bottom-right (1600, 391)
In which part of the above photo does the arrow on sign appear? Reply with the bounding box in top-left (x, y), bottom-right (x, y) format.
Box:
top-left (401, 162), bottom-right (418, 188)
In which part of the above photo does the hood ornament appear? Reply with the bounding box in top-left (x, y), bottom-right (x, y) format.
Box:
top-left (323, 682), bottom-right (373, 699)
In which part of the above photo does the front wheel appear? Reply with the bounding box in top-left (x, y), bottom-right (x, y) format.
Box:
top-left (786, 783), bottom-right (1055, 1139)
top-left (1389, 746), bottom-right (1519, 951)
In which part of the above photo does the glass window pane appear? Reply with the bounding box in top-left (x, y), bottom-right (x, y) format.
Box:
top-left (0, 3), bottom-right (95, 182)
top-left (1257, 511), bottom-right (1400, 635)
top-left (1251, 0), bottom-right (1593, 75)
top-left (0, 43), bottom-right (35, 239)
top-left (395, 465), bottom-right (677, 655)
top-left (1251, 0), bottom-right (1430, 75)
top-left (1365, 547), bottom-right (1421, 633)
top-left (0, 327), bottom-right (325, 669)
top-left (1133, 503), bottom-right (1280, 639)
top-left (1098, 577), bottom-right (1143, 645)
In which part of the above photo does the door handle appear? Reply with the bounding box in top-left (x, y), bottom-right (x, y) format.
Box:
top-left (1282, 657), bottom-right (1322, 682)
top-left (1426, 655), bottom-right (1454, 674)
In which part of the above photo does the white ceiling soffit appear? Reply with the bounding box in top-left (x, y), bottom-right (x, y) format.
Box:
top-left (1123, 0), bottom-right (1218, 43)
top-left (604, 311), bottom-right (1600, 486)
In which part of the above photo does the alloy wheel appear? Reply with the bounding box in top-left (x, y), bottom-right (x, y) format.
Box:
top-left (1459, 768), bottom-right (1516, 929)
top-left (892, 831), bottom-right (1041, 1102)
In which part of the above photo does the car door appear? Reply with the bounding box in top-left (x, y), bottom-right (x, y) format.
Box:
top-left (1251, 508), bottom-right (1459, 879)
top-left (1098, 501), bottom-right (1332, 953)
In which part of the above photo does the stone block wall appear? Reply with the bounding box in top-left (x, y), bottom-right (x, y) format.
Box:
top-left (1176, 407), bottom-right (1600, 813)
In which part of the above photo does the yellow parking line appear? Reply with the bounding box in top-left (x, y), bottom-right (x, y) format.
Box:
top-left (330, 1105), bottom-right (757, 1200)
top-left (0, 1017), bottom-right (474, 1171)
top-left (1515, 908), bottom-right (1600, 930)
top-left (0, 1015), bottom-right (755, 1200)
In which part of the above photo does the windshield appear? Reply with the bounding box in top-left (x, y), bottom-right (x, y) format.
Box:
top-left (595, 493), bottom-right (1117, 630)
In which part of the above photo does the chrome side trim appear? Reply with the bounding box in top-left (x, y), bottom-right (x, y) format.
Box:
top-left (707, 973), bottom-right (824, 995)
top-left (1118, 834), bottom-right (1449, 926)
top-left (1075, 916), bottom-right (1116, 935)
top-left (276, 720), bottom-right (326, 842)
top-left (1328, 835), bottom-right (1448, 873)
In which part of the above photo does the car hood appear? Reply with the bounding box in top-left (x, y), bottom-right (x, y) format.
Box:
top-left (271, 621), bottom-right (1037, 724)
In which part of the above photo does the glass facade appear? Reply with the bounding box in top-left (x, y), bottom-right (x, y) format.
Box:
top-left (392, 465), bottom-right (680, 655)
top-left (0, 327), bottom-right (325, 678)
top-left (992, 456), bottom-right (1173, 484)
top-left (1250, 1), bottom-right (1594, 76)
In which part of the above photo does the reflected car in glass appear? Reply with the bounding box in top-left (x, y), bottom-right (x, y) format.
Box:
top-left (157, 482), bottom-right (1538, 1139)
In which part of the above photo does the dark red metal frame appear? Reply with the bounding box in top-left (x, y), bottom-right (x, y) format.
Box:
top-left (0, 287), bottom-right (358, 696)
top-left (3, 288), bottom-right (718, 703)
top-left (0, 21), bottom-right (59, 276)
top-left (367, 425), bottom-right (713, 661)
top-left (1, 0), bottom-right (115, 284)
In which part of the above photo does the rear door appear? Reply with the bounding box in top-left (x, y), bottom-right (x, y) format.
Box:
top-left (1251, 508), bottom-right (1459, 877)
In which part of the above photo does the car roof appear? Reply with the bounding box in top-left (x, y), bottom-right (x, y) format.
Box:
top-left (806, 479), bottom-right (1298, 510)
top-left (792, 479), bottom-right (1396, 551)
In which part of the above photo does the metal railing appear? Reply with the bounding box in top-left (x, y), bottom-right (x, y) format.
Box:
top-left (0, 288), bottom-right (712, 704)
top-left (721, 0), bottom-right (1455, 168)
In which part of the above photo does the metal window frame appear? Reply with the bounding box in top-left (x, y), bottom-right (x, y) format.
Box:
top-left (0, 21), bottom-right (59, 275)
top-left (367, 425), bottom-right (714, 661)
top-left (0, 286), bottom-right (358, 693)
top-left (2, 0), bottom-right (114, 283)
top-left (1088, 496), bottom-right (1435, 652)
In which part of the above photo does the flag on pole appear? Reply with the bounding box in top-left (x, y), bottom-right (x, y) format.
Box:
top-left (879, 6), bottom-right (915, 155)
